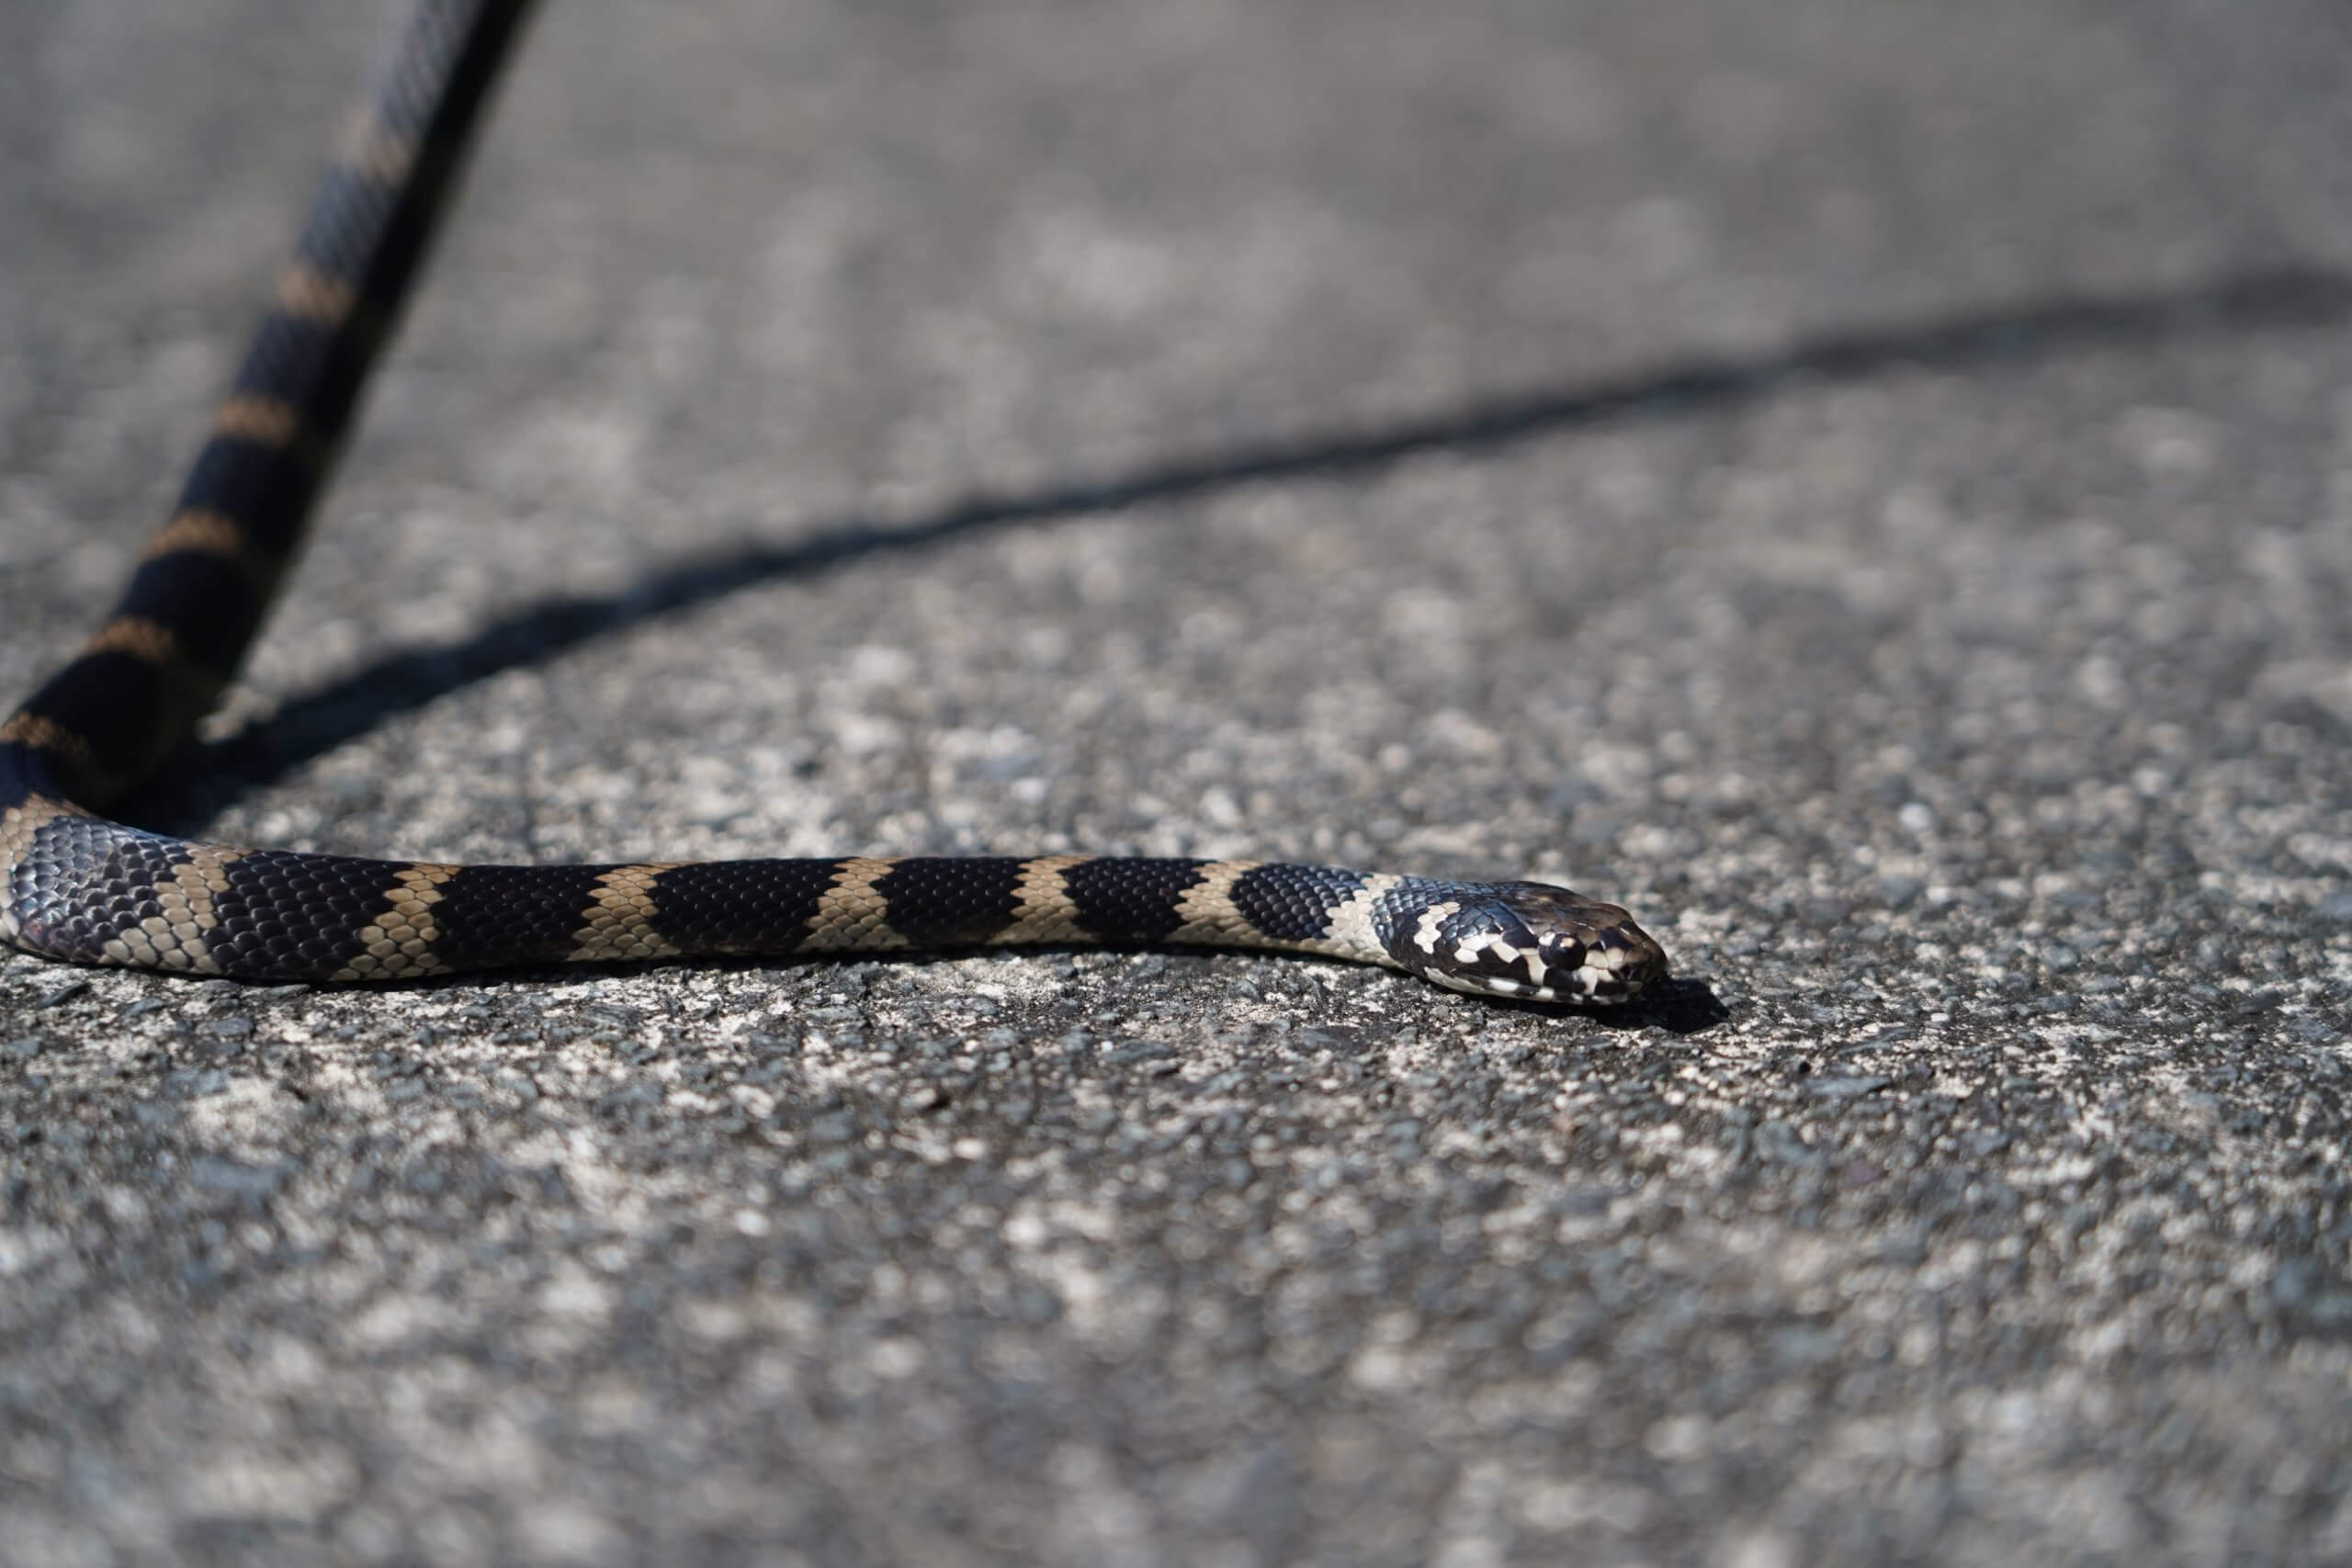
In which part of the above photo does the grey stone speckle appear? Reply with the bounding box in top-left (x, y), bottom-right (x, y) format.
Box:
top-left (1804, 1073), bottom-right (1893, 1100)
top-left (5, 0), bottom-right (2352, 1564)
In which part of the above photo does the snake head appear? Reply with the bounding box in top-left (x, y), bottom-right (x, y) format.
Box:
top-left (1384, 880), bottom-right (1668, 1004)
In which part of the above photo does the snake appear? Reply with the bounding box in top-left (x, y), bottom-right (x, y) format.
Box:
top-left (0, 0), bottom-right (1668, 1007)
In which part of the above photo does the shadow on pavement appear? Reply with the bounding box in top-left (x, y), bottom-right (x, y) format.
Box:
top-left (1498, 977), bottom-right (1730, 1035)
top-left (119, 264), bottom-right (2352, 835)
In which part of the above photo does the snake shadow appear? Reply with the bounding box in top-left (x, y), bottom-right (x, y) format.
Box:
top-left (120, 263), bottom-right (2352, 855)
top-left (1486, 976), bottom-right (1729, 1034)
top-left (349, 947), bottom-right (1733, 1036)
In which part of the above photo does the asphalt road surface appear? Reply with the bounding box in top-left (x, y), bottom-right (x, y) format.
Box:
top-left (4, 2), bottom-right (2351, 1563)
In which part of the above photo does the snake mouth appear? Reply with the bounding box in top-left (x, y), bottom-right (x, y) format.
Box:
top-left (1425, 934), bottom-right (1665, 1004)
top-left (1388, 881), bottom-right (1669, 1005)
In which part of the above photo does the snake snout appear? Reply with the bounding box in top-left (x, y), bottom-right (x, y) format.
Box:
top-left (1392, 880), bottom-right (1668, 1004)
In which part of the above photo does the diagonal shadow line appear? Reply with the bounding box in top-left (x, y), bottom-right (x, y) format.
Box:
top-left (119, 263), bottom-right (2352, 834)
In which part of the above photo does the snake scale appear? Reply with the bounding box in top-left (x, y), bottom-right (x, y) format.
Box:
top-left (0, 0), bottom-right (1668, 1006)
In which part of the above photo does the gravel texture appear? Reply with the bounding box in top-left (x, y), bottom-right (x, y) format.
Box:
top-left (4, 1), bottom-right (2352, 1563)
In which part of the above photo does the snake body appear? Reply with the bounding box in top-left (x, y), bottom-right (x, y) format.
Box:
top-left (0, 0), bottom-right (1668, 1006)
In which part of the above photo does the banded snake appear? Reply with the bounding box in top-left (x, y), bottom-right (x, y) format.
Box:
top-left (0, 0), bottom-right (1668, 1007)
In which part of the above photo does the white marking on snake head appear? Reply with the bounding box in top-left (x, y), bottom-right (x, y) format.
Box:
top-left (1412, 900), bottom-right (1461, 955)
top-left (1452, 931), bottom-right (1505, 965)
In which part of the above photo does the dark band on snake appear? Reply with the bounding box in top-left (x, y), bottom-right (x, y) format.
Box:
top-left (0, 0), bottom-right (1668, 1006)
